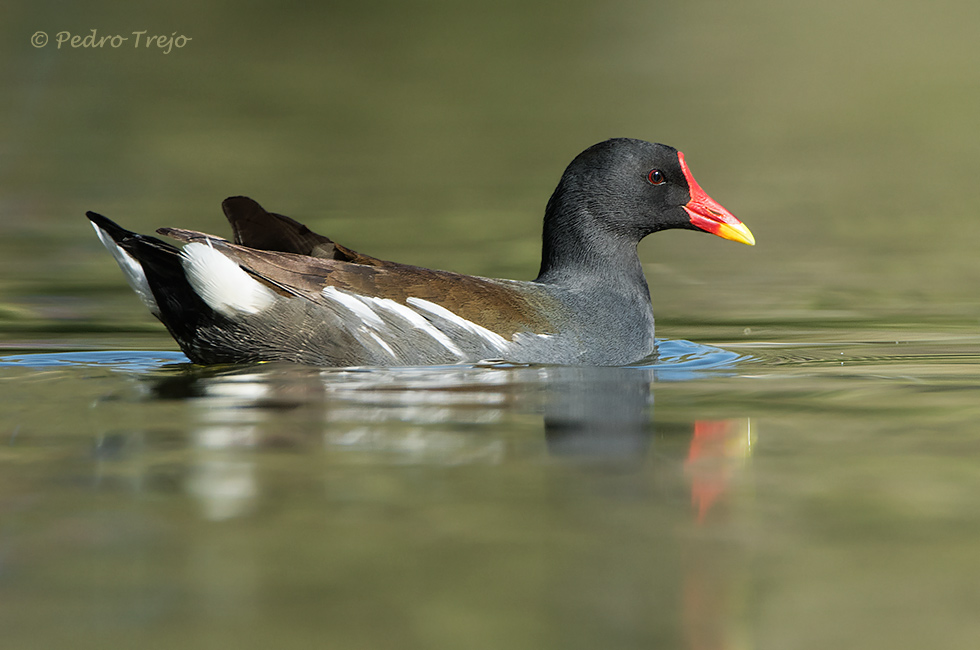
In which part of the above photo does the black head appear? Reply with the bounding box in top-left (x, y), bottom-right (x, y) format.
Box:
top-left (537, 138), bottom-right (753, 282)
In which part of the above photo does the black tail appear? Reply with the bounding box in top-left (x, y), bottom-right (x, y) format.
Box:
top-left (87, 211), bottom-right (184, 281)
top-left (86, 211), bottom-right (216, 359)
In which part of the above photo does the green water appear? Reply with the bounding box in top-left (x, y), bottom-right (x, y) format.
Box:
top-left (2, 0), bottom-right (979, 648)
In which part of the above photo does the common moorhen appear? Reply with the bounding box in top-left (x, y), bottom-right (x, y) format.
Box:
top-left (88, 138), bottom-right (754, 366)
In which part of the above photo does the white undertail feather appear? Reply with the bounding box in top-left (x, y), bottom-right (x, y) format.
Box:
top-left (181, 243), bottom-right (276, 317)
top-left (90, 221), bottom-right (161, 316)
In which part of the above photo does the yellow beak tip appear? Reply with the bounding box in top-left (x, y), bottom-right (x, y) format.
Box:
top-left (716, 222), bottom-right (756, 247)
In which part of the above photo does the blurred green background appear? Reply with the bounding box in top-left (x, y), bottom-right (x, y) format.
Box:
top-left (1, 0), bottom-right (978, 337)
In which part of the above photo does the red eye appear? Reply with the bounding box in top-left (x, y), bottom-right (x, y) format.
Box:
top-left (647, 169), bottom-right (666, 185)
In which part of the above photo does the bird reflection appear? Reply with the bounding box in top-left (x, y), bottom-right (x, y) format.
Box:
top-left (145, 362), bottom-right (660, 460)
top-left (141, 363), bottom-right (757, 470)
top-left (540, 366), bottom-right (654, 459)
top-left (138, 362), bottom-right (752, 519)
top-left (685, 419), bottom-right (754, 522)
top-left (97, 360), bottom-right (755, 649)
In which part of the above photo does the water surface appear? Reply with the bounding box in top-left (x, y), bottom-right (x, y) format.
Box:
top-left (2, 327), bottom-right (978, 649)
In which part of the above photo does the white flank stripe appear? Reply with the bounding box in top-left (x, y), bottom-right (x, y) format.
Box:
top-left (365, 297), bottom-right (464, 357)
top-left (91, 222), bottom-right (160, 316)
top-left (181, 242), bottom-right (275, 317)
top-left (322, 287), bottom-right (385, 327)
top-left (406, 297), bottom-right (509, 352)
top-left (366, 330), bottom-right (396, 358)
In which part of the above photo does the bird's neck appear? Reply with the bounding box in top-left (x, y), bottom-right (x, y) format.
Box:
top-left (534, 203), bottom-right (648, 296)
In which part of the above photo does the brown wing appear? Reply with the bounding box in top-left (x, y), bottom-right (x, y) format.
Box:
top-left (219, 196), bottom-right (383, 265)
top-left (219, 244), bottom-right (559, 339)
top-left (157, 199), bottom-right (559, 338)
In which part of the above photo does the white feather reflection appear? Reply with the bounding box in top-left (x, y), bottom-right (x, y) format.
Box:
top-left (138, 347), bottom-right (750, 520)
top-left (184, 373), bottom-right (269, 520)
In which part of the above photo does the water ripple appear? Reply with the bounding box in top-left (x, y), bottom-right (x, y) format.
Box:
top-left (0, 350), bottom-right (189, 370)
top-left (0, 338), bottom-right (749, 376)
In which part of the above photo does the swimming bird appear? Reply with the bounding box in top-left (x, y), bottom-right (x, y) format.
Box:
top-left (88, 138), bottom-right (754, 366)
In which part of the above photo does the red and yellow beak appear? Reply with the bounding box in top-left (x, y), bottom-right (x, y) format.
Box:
top-left (678, 151), bottom-right (755, 246)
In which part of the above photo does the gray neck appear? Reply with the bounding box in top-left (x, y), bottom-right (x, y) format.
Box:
top-left (535, 203), bottom-right (649, 295)
top-left (532, 204), bottom-right (656, 364)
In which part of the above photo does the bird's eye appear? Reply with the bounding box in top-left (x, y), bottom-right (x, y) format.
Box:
top-left (647, 169), bottom-right (666, 185)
